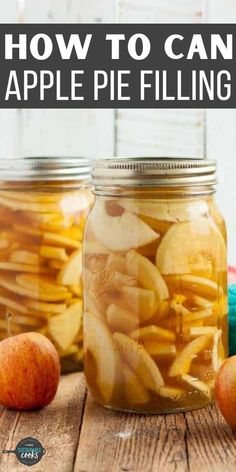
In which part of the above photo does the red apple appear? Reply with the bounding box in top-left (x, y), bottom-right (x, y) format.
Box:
top-left (215, 356), bottom-right (236, 427)
top-left (0, 332), bottom-right (60, 410)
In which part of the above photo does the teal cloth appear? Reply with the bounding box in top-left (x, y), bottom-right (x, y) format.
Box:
top-left (229, 285), bottom-right (236, 356)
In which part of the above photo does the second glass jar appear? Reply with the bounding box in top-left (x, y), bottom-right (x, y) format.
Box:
top-left (0, 157), bottom-right (93, 373)
top-left (83, 158), bottom-right (228, 414)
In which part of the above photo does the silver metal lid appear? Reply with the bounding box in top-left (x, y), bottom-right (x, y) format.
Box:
top-left (0, 157), bottom-right (91, 181)
top-left (93, 158), bottom-right (217, 188)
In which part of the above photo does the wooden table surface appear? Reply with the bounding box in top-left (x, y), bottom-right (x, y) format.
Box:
top-left (0, 373), bottom-right (236, 472)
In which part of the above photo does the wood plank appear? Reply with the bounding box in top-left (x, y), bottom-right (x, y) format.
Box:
top-left (1, 0), bottom-right (18, 22)
top-left (207, 0), bottom-right (236, 266)
top-left (206, 108), bottom-right (236, 267)
top-left (118, 0), bottom-right (206, 23)
top-left (116, 109), bottom-right (204, 158)
top-left (75, 398), bottom-right (236, 472)
top-left (208, 0), bottom-right (236, 23)
top-left (18, 0), bottom-right (115, 160)
top-left (24, 0), bottom-right (115, 23)
top-left (185, 406), bottom-right (236, 472)
top-left (116, 0), bottom-right (206, 159)
top-left (75, 394), bottom-right (188, 472)
top-left (0, 373), bottom-right (86, 472)
top-left (0, 1), bottom-right (20, 159)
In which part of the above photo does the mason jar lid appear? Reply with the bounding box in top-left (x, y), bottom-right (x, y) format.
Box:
top-left (0, 157), bottom-right (91, 181)
top-left (93, 158), bottom-right (217, 188)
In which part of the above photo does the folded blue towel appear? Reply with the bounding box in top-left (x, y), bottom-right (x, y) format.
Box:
top-left (229, 285), bottom-right (236, 356)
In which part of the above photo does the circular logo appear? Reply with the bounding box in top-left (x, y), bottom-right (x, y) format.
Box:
top-left (13, 437), bottom-right (45, 466)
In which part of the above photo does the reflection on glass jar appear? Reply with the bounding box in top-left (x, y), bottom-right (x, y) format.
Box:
top-left (0, 157), bottom-right (93, 373)
top-left (83, 158), bottom-right (228, 414)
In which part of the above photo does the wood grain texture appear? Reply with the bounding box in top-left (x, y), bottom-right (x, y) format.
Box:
top-left (207, 0), bottom-right (236, 266)
top-left (0, 373), bottom-right (86, 472)
top-left (185, 406), bottom-right (236, 472)
top-left (208, 0), bottom-right (236, 23)
top-left (115, 0), bottom-right (206, 159)
top-left (24, 0), bottom-right (114, 23)
top-left (0, 374), bottom-right (236, 472)
top-left (75, 394), bottom-right (236, 472)
top-left (14, 0), bottom-right (115, 160)
top-left (1, 0), bottom-right (19, 22)
top-left (75, 394), bottom-right (188, 472)
top-left (118, 0), bottom-right (206, 23)
top-left (0, 0), bottom-right (20, 159)
top-left (116, 109), bottom-right (205, 158)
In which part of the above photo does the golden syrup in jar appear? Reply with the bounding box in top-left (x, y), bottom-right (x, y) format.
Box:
top-left (83, 159), bottom-right (228, 413)
top-left (0, 158), bottom-right (92, 373)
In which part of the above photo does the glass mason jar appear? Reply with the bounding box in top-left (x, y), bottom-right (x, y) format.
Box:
top-left (0, 157), bottom-right (93, 373)
top-left (83, 158), bottom-right (228, 414)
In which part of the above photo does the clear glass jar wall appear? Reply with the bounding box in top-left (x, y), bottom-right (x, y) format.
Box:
top-left (83, 158), bottom-right (228, 414)
top-left (0, 157), bottom-right (92, 373)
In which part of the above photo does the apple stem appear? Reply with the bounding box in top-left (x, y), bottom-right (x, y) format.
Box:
top-left (6, 311), bottom-right (12, 337)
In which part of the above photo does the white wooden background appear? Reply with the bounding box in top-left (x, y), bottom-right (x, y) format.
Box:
top-left (0, 0), bottom-right (235, 265)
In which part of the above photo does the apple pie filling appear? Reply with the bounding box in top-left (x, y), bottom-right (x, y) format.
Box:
top-left (0, 182), bottom-right (93, 372)
top-left (83, 195), bottom-right (228, 413)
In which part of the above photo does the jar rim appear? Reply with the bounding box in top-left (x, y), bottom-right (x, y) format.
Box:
top-left (92, 157), bottom-right (217, 188)
top-left (0, 156), bottom-right (91, 181)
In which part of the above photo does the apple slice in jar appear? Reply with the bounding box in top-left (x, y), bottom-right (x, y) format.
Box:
top-left (214, 295), bottom-right (228, 319)
top-left (150, 300), bottom-right (170, 323)
top-left (166, 275), bottom-right (220, 300)
top-left (40, 246), bottom-right (68, 262)
top-left (40, 215), bottom-right (74, 232)
top-left (123, 363), bottom-right (150, 405)
top-left (57, 249), bottom-right (82, 285)
top-left (0, 261), bottom-right (49, 274)
top-left (106, 253), bottom-right (127, 274)
top-left (59, 226), bottom-right (83, 241)
top-left (89, 201), bottom-right (159, 251)
top-left (169, 335), bottom-right (213, 377)
top-left (43, 231), bottom-right (81, 250)
top-left (156, 217), bottom-right (226, 275)
top-left (212, 329), bottom-right (225, 372)
top-left (180, 374), bottom-right (211, 398)
top-left (84, 312), bottom-right (122, 403)
top-left (121, 286), bottom-right (157, 321)
top-left (83, 241), bottom-right (110, 255)
top-left (126, 250), bottom-right (169, 301)
top-left (137, 216), bottom-right (172, 236)
top-left (84, 294), bottom-right (105, 321)
top-left (106, 272), bottom-right (136, 292)
top-left (24, 299), bottom-right (67, 315)
top-left (48, 260), bottom-right (64, 270)
top-left (9, 313), bottom-right (45, 329)
top-left (159, 386), bottom-right (186, 401)
top-left (48, 302), bottom-right (82, 351)
top-left (130, 325), bottom-right (175, 343)
top-left (0, 195), bottom-right (61, 213)
top-left (190, 363), bottom-right (215, 386)
top-left (119, 200), bottom-right (176, 222)
top-left (113, 332), bottom-right (164, 394)
top-left (120, 199), bottom-right (208, 222)
top-left (16, 274), bottom-right (68, 294)
top-left (189, 326), bottom-right (217, 337)
top-left (69, 283), bottom-right (83, 297)
top-left (8, 275), bottom-right (71, 302)
top-left (0, 288), bottom-right (31, 315)
top-left (190, 294), bottom-right (213, 310)
top-left (9, 250), bottom-right (42, 266)
top-left (106, 304), bottom-right (139, 332)
top-left (144, 342), bottom-right (176, 360)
